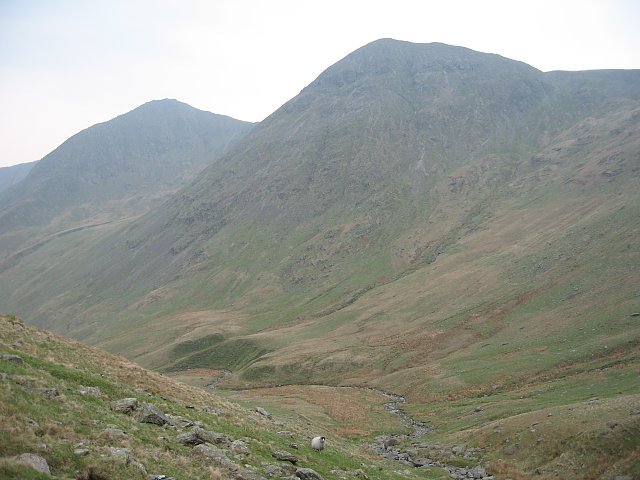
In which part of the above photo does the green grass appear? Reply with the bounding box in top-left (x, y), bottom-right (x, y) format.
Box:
top-left (0, 316), bottom-right (460, 480)
top-left (166, 337), bottom-right (271, 371)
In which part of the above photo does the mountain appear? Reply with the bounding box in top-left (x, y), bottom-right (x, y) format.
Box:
top-left (0, 99), bottom-right (254, 257)
top-left (0, 161), bottom-right (37, 193)
top-left (1, 39), bottom-right (639, 477)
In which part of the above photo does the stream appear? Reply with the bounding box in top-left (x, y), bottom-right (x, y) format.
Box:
top-left (205, 369), bottom-right (232, 389)
top-left (371, 388), bottom-right (433, 438)
top-left (367, 389), bottom-right (492, 480)
top-left (206, 374), bottom-right (490, 479)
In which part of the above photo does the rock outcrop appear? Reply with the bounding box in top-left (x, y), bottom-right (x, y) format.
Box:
top-left (110, 397), bottom-right (138, 414)
top-left (14, 453), bottom-right (51, 474)
top-left (137, 403), bottom-right (169, 425)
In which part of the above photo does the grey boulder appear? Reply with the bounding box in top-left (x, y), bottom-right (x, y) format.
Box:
top-left (137, 403), bottom-right (169, 425)
top-left (295, 468), bottom-right (324, 480)
top-left (14, 453), bottom-right (51, 474)
top-left (110, 397), bottom-right (138, 414)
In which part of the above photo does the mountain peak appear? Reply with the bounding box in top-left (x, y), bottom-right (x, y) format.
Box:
top-left (340, 37), bottom-right (539, 75)
top-left (122, 98), bottom-right (208, 118)
top-left (0, 99), bottom-right (254, 235)
top-left (135, 98), bottom-right (194, 111)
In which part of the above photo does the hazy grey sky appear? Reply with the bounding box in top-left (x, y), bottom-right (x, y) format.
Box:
top-left (1, 0), bottom-right (639, 168)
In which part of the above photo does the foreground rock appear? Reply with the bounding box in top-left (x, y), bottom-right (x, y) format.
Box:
top-left (78, 385), bottom-right (101, 396)
top-left (37, 387), bottom-right (59, 398)
top-left (109, 447), bottom-right (147, 474)
top-left (110, 397), bottom-right (138, 414)
top-left (191, 444), bottom-right (239, 471)
top-left (1, 354), bottom-right (25, 364)
top-left (254, 407), bottom-right (272, 418)
top-left (231, 439), bottom-right (251, 455)
top-left (177, 427), bottom-right (231, 446)
top-left (101, 426), bottom-right (128, 439)
top-left (263, 462), bottom-right (296, 478)
top-left (271, 450), bottom-right (298, 464)
top-left (295, 468), bottom-right (324, 480)
top-left (109, 447), bottom-right (130, 462)
top-left (14, 453), bottom-right (51, 474)
top-left (166, 414), bottom-right (194, 429)
top-left (444, 465), bottom-right (491, 480)
top-left (137, 403), bottom-right (169, 425)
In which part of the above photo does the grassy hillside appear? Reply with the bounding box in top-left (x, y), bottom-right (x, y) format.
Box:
top-left (0, 39), bottom-right (639, 478)
top-left (2, 315), bottom-right (637, 480)
top-left (1, 314), bottom-right (444, 480)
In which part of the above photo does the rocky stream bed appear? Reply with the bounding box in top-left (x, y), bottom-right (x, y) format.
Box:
top-left (367, 389), bottom-right (494, 480)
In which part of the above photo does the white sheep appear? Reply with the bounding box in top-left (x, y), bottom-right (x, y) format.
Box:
top-left (311, 436), bottom-right (325, 451)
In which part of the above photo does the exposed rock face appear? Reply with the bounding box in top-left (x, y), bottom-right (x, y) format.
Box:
top-left (14, 453), bottom-right (51, 474)
top-left (263, 463), bottom-right (296, 478)
top-left (166, 414), bottom-right (194, 429)
top-left (231, 470), bottom-right (266, 480)
top-left (109, 447), bottom-right (130, 462)
top-left (191, 444), bottom-right (239, 471)
top-left (78, 385), bottom-right (101, 396)
top-left (1, 354), bottom-right (24, 364)
top-left (295, 468), bottom-right (324, 480)
top-left (196, 427), bottom-right (231, 446)
top-left (102, 427), bottom-right (127, 439)
top-left (382, 436), bottom-right (400, 449)
top-left (176, 430), bottom-right (201, 445)
top-left (176, 427), bottom-right (231, 446)
top-left (137, 403), bottom-right (169, 425)
top-left (254, 407), bottom-right (272, 418)
top-left (271, 450), bottom-right (298, 464)
top-left (110, 397), bottom-right (138, 414)
top-left (38, 387), bottom-right (60, 398)
top-left (231, 439), bottom-right (250, 455)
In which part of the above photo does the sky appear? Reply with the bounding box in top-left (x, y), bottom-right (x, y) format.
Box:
top-left (1, 0), bottom-right (639, 168)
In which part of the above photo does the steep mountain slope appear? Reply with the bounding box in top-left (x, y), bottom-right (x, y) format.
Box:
top-left (0, 99), bottom-right (253, 258)
top-left (0, 160), bottom-right (37, 192)
top-left (1, 38), bottom-right (639, 423)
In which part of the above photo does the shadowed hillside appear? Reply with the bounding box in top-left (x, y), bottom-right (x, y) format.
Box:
top-left (0, 161), bottom-right (37, 193)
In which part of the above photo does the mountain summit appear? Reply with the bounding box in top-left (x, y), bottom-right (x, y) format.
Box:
top-left (0, 99), bottom-right (253, 238)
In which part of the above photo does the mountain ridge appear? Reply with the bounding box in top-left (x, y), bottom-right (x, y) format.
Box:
top-left (2, 40), bottom-right (640, 352)
top-left (0, 99), bottom-right (254, 240)
top-left (0, 160), bottom-right (37, 192)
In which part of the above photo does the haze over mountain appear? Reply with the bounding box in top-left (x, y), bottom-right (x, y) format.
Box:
top-left (0, 99), bottom-right (254, 258)
top-left (0, 161), bottom-right (37, 193)
top-left (1, 39), bottom-right (639, 477)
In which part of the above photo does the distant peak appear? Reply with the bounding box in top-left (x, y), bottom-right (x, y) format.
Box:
top-left (124, 99), bottom-right (206, 118)
top-left (137, 98), bottom-right (190, 109)
top-left (355, 38), bottom-right (475, 56)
